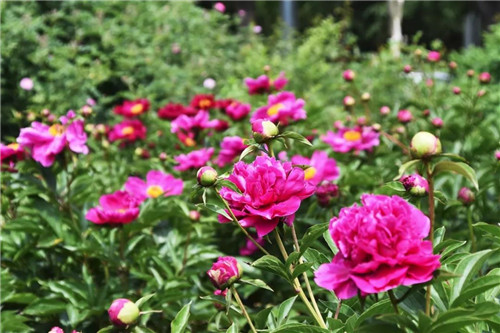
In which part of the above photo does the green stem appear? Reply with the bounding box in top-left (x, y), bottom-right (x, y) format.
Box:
top-left (215, 189), bottom-right (270, 256)
top-left (387, 290), bottom-right (400, 314)
top-left (424, 161), bottom-right (435, 316)
top-left (267, 141), bottom-right (275, 158)
top-left (467, 207), bottom-right (476, 252)
top-left (230, 285), bottom-right (257, 333)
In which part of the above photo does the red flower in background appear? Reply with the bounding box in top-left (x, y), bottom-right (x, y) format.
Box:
top-left (158, 103), bottom-right (197, 120)
top-left (114, 99), bottom-right (150, 117)
top-left (190, 94), bottom-right (216, 110)
top-left (108, 119), bottom-right (147, 144)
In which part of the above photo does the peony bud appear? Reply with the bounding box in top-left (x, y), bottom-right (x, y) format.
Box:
top-left (81, 105), bottom-right (93, 117)
top-left (477, 89), bottom-right (487, 97)
top-left (397, 109), bottom-right (413, 123)
top-left (495, 150), bottom-right (500, 161)
top-left (171, 43), bottom-right (181, 54)
top-left (189, 210), bottom-right (200, 221)
top-left (207, 256), bottom-right (243, 289)
top-left (427, 51), bottom-right (441, 62)
top-left (343, 95), bottom-right (355, 107)
top-left (41, 109), bottom-right (51, 117)
top-left (403, 65), bottom-right (412, 73)
top-left (159, 152), bottom-right (167, 161)
top-left (414, 49), bottom-right (422, 57)
top-left (458, 187), bottom-right (475, 205)
top-left (49, 327), bottom-right (64, 333)
top-left (380, 106), bottom-right (390, 116)
top-left (197, 166), bottom-right (218, 187)
top-left (478, 72), bottom-right (491, 84)
top-left (372, 123), bottom-right (381, 132)
top-left (431, 117), bottom-right (443, 128)
top-left (20, 77), bottom-right (34, 90)
top-left (263, 65), bottom-right (271, 72)
top-left (422, 109), bottom-right (430, 117)
top-left (316, 181), bottom-right (339, 207)
top-left (252, 119), bottom-right (278, 143)
top-left (449, 61), bottom-right (457, 70)
top-left (357, 116), bottom-right (367, 125)
top-left (108, 298), bottom-right (140, 327)
top-left (214, 2), bottom-right (225, 13)
top-left (27, 111), bottom-right (36, 122)
top-left (400, 174), bottom-right (429, 196)
top-left (466, 69), bottom-right (475, 77)
top-left (410, 131), bottom-right (442, 159)
top-left (342, 69), bottom-right (355, 82)
top-left (361, 92), bottom-right (371, 102)
top-left (452, 86), bottom-right (461, 95)
top-left (426, 79), bottom-right (434, 87)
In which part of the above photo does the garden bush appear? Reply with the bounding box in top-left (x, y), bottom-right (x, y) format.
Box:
top-left (1, 2), bottom-right (499, 333)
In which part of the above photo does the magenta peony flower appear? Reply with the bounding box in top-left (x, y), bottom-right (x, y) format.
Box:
top-left (1, 142), bottom-right (25, 169)
top-left (291, 151), bottom-right (340, 186)
top-left (251, 91), bottom-right (306, 125)
top-left (174, 147), bottom-right (214, 171)
top-left (478, 72), bottom-right (491, 84)
top-left (158, 103), bottom-right (197, 120)
top-left (342, 69), bottom-right (355, 82)
top-left (272, 72), bottom-right (288, 91)
top-left (17, 113), bottom-right (89, 167)
top-left (314, 194), bottom-right (441, 299)
top-left (240, 234), bottom-right (265, 256)
top-left (214, 2), bottom-right (225, 13)
top-left (19, 77), bottom-right (34, 90)
top-left (108, 298), bottom-right (140, 327)
top-left (321, 126), bottom-right (380, 154)
top-left (114, 99), bottom-right (150, 117)
top-left (427, 51), bottom-right (441, 62)
top-left (218, 155), bottom-right (315, 237)
top-left (170, 111), bottom-right (219, 135)
top-left (49, 327), bottom-right (64, 333)
top-left (86, 191), bottom-right (140, 225)
top-left (397, 109), bottom-right (413, 123)
top-left (244, 72), bottom-right (288, 95)
top-left (400, 174), bottom-right (429, 196)
top-left (190, 94), bottom-right (216, 110)
top-left (225, 102), bottom-right (251, 121)
top-left (124, 170), bottom-right (183, 203)
top-left (214, 136), bottom-right (247, 167)
top-left (207, 256), bottom-right (242, 289)
top-left (108, 119), bottom-right (147, 144)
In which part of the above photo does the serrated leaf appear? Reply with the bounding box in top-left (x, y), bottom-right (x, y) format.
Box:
top-left (170, 301), bottom-right (191, 333)
top-left (433, 161), bottom-right (478, 190)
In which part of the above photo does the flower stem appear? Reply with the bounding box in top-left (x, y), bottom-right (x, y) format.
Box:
top-left (467, 206), bottom-right (476, 252)
top-left (334, 300), bottom-right (342, 319)
top-left (380, 131), bottom-right (410, 155)
top-left (215, 189), bottom-right (270, 256)
top-left (424, 161), bottom-right (435, 316)
top-left (230, 285), bottom-right (257, 333)
top-left (387, 290), bottom-right (399, 314)
top-left (273, 230), bottom-right (327, 328)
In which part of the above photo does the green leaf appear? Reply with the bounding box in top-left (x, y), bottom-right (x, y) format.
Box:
top-left (24, 298), bottom-right (67, 316)
top-left (291, 262), bottom-right (313, 280)
top-left (0, 311), bottom-right (33, 332)
top-left (433, 161), bottom-right (478, 190)
top-left (473, 222), bottom-right (500, 238)
top-left (394, 159), bottom-right (421, 180)
top-left (252, 255), bottom-right (292, 282)
top-left (240, 278), bottom-right (274, 292)
top-left (96, 326), bottom-right (115, 333)
top-left (226, 323), bottom-right (238, 333)
top-left (300, 223), bottom-right (329, 255)
top-left (132, 327), bottom-right (157, 333)
top-left (197, 203), bottom-right (231, 221)
top-left (354, 299), bottom-right (392, 328)
top-left (239, 145), bottom-right (259, 161)
top-left (438, 153), bottom-right (467, 163)
top-left (135, 293), bottom-right (156, 308)
top-left (170, 301), bottom-right (191, 333)
top-left (217, 179), bottom-right (241, 193)
top-left (254, 306), bottom-right (273, 329)
top-left (271, 323), bottom-right (330, 333)
top-left (303, 248), bottom-right (330, 270)
top-left (450, 271), bottom-right (500, 307)
top-left (276, 296), bottom-right (297, 325)
top-left (279, 131), bottom-right (312, 146)
top-left (322, 230), bottom-right (338, 255)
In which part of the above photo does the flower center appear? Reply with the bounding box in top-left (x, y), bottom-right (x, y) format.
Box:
top-left (121, 126), bottom-right (134, 135)
top-left (267, 103), bottom-right (284, 116)
top-left (304, 167), bottom-right (317, 180)
top-left (199, 99), bottom-right (211, 109)
top-left (343, 130), bottom-right (361, 142)
top-left (117, 208), bottom-right (127, 213)
top-left (7, 143), bottom-right (19, 150)
top-left (146, 185), bottom-right (164, 198)
top-left (48, 124), bottom-right (65, 137)
top-left (131, 104), bottom-right (144, 114)
top-left (184, 137), bottom-right (196, 147)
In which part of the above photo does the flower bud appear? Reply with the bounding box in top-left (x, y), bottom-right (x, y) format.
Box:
top-left (49, 327), bottom-right (64, 333)
top-left (458, 187), bottom-right (475, 205)
top-left (414, 49), bottom-right (422, 57)
top-left (189, 210), bottom-right (200, 221)
top-left (380, 106), bottom-right (390, 116)
top-left (252, 119), bottom-right (278, 143)
top-left (263, 65), bottom-right (271, 72)
top-left (400, 174), bottom-right (429, 196)
top-left (422, 109), bottom-right (430, 117)
top-left (452, 86), bottom-right (461, 95)
top-left (342, 69), bottom-right (355, 82)
top-left (449, 61), bottom-right (457, 70)
top-left (357, 116), bottom-right (367, 125)
top-left (479, 72), bottom-right (491, 84)
top-left (81, 105), bottom-right (93, 117)
top-left (197, 166), bottom-right (218, 187)
top-left (159, 152), bottom-right (167, 161)
top-left (27, 111), bottom-right (36, 122)
top-left (41, 109), bottom-right (51, 117)
top-left (466, 69), bottom-right (475, 77)
top-left (316, 181), bottom-right (339, 207)
top-left (426, 79), bottom-right (434, 87)
top-left (343, 95), bottom-right (356, 107)
top-left (410, 131), bottom-right (442, 159)
top-left (207, 256), bottom-right (243, 289)
top-left (477, 89), bottom-right (487, 97)
top-left (403, 65), bottom-right (412, 73)
top-left (431, 117), bottom-right (443, 128)
top-left (397, 109), bottom-right (413, 123)
top-left (427, 51), bottom-right (441, 62)
top-left (361, 92), bottom-right (371, 102)
top-left (372, 123), bottom-right (381, 132)
top-left (108, 298), bottom-right (140, 327)
top-left (495, 150), bottom-right (500, 161)
top-left (171, 43), bottom-right (181, 54)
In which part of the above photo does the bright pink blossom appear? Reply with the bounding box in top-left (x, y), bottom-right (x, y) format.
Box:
top-left (174, 147), bottom-right (214, 171)
top-left (291, 151), bottom-right (340, 186)
top-left (225, 102), bottom-right (251, 121)
top-left (427, 51), bottom-right (441, 62)
top-left (400, 174), bottom-right (429, 196)
top-left (108, 119), bottom-right (146, 143)
top-left (314, 194), bottom-right (441, 299)
top-left (214, 2), bottom-right (225, 13)
top-left (49, 327), bottom-right (64, 333)
top-left (20, 77), bottom-right (34, 90)
top-left (321, 126), bottom-right (379, 154)
top-left (431, 117), bottom-right (443, 128)
top-left (251, 91), bottom-right (306, 125)
top-left (342, 69), bottom-right (355, 82)
top-left (207, 256), bottom-right (242, 289)
top-left (114, 99), bottom-right (150, 117)
top-left (86, 191), bottom-right (140, 225)
top-left (479, 72), bottom-right (491, 84)
top-left (170, 111), bottom-right (219, 135)
top-left (214, 136), bottom-right (247, 167)
top-left (495, 151), bottom-right (500, 161)
top-left (124, 170), bottom-right (183, 203)
top-left (244, 72), bottom-right (288, 95)
top-left (218, 155), bottom-right (315, 237)
top-left (1, 142), bottom-right (25, 169)
top-left (17, 114), bottom-right (88, 167)
top-left (397, 109), bottom-right (413, 123)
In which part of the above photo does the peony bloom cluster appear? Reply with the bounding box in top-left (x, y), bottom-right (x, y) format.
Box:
top-left (321, 126), bottom-right (380, 154)
top-left (244, 72), bottom-right (288, 95)
top-left (86, 191), bottom-right (140, 225)
top-left (114, 99), bottom-right (150, 117)
top-left (124, 170), bottom-right (183, 203)
top-left (251, 91), bottom-right (306, 125)
top-left (108, 119), bottom-right (147, 144)
top-left (158, 103), bottom-right (197, 120)
top-left (214, 136), bottom-right (247, 167)
top-left (314, 194), bottom-right (441, 299)
top-left (218, 155), bottom-right (315, 237)
top-left (17, 111), bottom-right (89, 167)
top-left (1, 142), bottom-right (25, 171)
top-left (174, 147), bottom-right (214, 171)
top-left (207, 256), bottom-right (242, 290)
top-left (49, 327), bottom-right (79, 333)
top-left (290, 151), bottom-right (340, 186)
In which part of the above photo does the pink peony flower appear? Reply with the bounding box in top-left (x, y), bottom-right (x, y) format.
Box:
top-left (113, 99), bottom-right (150, 117)
top-left (124, 170), bottom-right (183, 203)
top-left (108, 119), bottom-right (147, 143)
top-left (49, 327), bottom-right (64, 333)
top-left (214, 2), bottom-right (225, 13)
top-left (431, 117), bottom-right (443, 128)
top-left (251, 91), bottom-right (306, 125)
top-left (17, 113), bottom-right (89, 167)
top-left (86, 191), bottom-right (140, 225)
top-left (207, 256), bottom-right (243, 289)
top-left (291, 151), bottom-right (340, 186)
top-left (214, 136), bottom-right (247, 167)
top-left (397, 109), bottom-right (413, 123)
top-left (225, 102), bottom-right (251, 121)
top-left (158, 103), bottom-right (197, 120)
top-left (108, 298), bottom-right (140, 327)
top-left (321, 126), bottom-right (380, 154)
top-left (174, 147), bottom-right (214, 171)
top-left (218, 155), bottom-right (315, 237)
top-left (244, 72), bottom-right (288, 95)
top-left (171, 111), bottom-right (219, 135)
top-left (314, 194), bottom-right (441, 299)
top-left (19, 77), bottom-right (34, 90)
top-left (427, 51), bottom-right (441, 62)
top-left (478, 72), bottom-right (491, 84)
top-left (1, 142), bottom-right (26, 169)
top-left (240, 234), bottom-right (265, 256)
top-left (190, 94), bottom-right (216, 110)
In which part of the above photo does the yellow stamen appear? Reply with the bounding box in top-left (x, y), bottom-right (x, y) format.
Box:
top-left (184, 137), bottom-right (196, 147)
top-left (267, 103), bottom-right (284, 116)
top-left (131, 104), bottom-right (144, 114)
top-left (48, 124), bottom-right (64, 137)
top-left (146, 185), bottom-right (164, 198)
top-left (117, 208), bottom-right (127, 213)
top-left (121, 126), bottom-right (134, 135)
top-left (304, 167), bottom-right (317, 180)
top-left (199, 99), bottom-right (211, 109)
top-left (7, 143), bottom-right (19, 150)
top-left (343, 130), bottom-right (361, 142)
